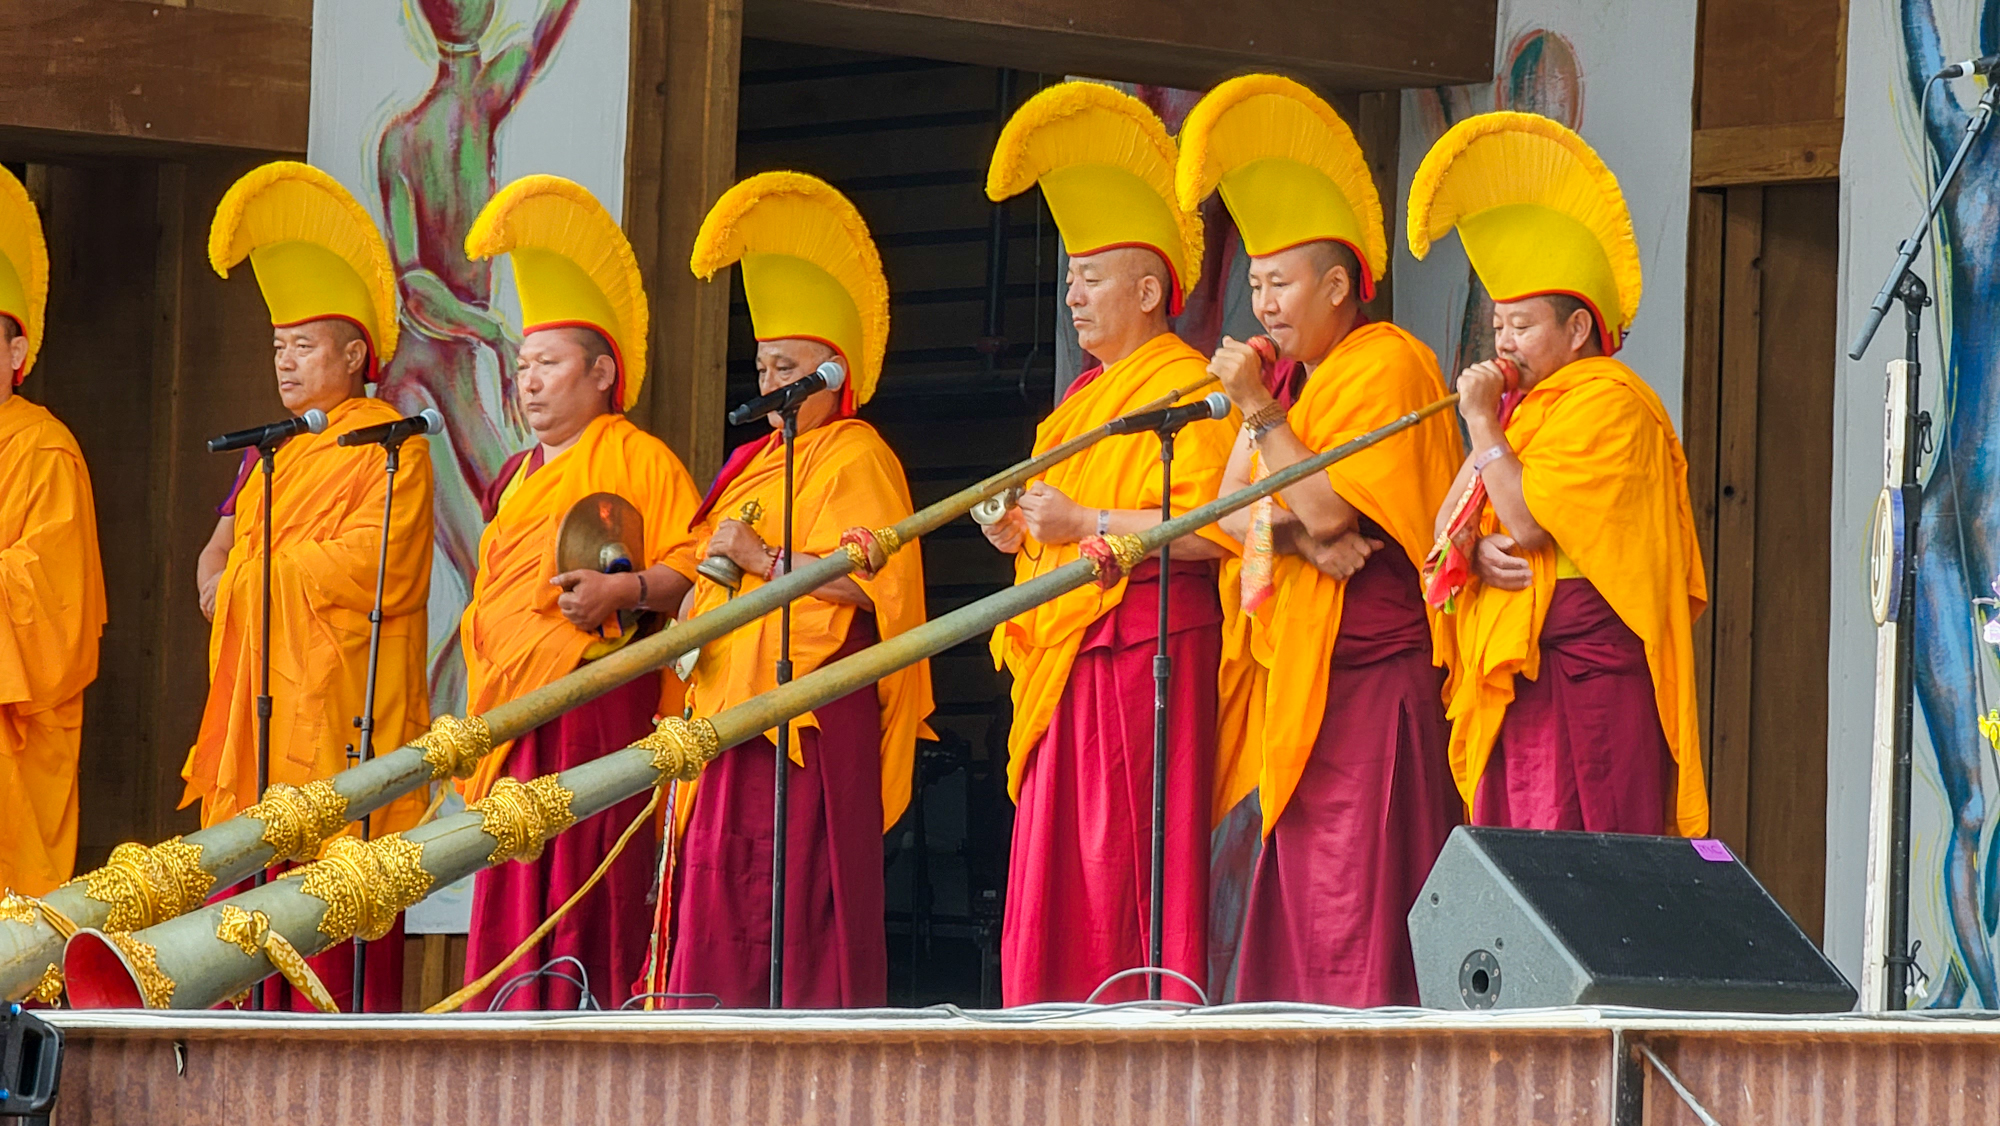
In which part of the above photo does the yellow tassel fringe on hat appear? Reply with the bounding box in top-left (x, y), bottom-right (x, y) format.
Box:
top-left (0, 166), bottom-right (49, 386)
top-left (987, 81), bottom-right (1202, 314)
top-left (691, 171), bottom-right (889, 409)
top-left (467, 175), bottom-right (649, 411)
top-left (209, 161), bottom-right (399, 378)
top-left (1407, 111), bottom-right (1642, 353)
top-left (1176, 74), bottom-right (1386, 300)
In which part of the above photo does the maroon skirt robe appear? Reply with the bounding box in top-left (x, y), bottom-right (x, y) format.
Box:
top-left (1000, 559), bottom-right (1221, 1006)
top-left (664, 616), bottom-right (887, 1009)
top-left (462, 673), bottom-right (662, 1011)
top-left (1473, 578), bottom-right (1677, 835)
top-left (1232, 535), bottom-right (1460, 1008)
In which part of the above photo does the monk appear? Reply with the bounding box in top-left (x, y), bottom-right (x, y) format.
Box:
top-left (0, 312), bottom-right (107, 898)
top-left (1441, 295), bottom-right (1707, 836)
top-left (987, 246), bottom-right (1236, 1004)
top-left (458, 324), bottom-right (702, 1010)
top-left (662, 171), bottom-right (932, 1008)
top-left (665, 337), bottom-right (932, 1008)
top-left (1408, 112), bottom-right (1707, 840)
top-left (1176, 74), bottom-right (1462, 1005)
top-left (1206, 241), bottom-right (1462, 1006)
top-left (186, 162), bottom-right (432, 1012)
top-left (186, 318), bottom-right (436, 1010)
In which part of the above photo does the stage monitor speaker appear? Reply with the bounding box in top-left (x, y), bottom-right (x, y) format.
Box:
top-left (1408, 826), bottom-right (1856, 1013)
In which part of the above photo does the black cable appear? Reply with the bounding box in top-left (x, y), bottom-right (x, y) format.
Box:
top-left (486, 956), bottom-right (598, 1012)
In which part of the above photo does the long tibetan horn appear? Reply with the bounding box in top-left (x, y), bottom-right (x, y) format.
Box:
top-left (62, 393), bottom-right (1456, 1012)
top-left (0, 372), bottom-right (1228, 1002)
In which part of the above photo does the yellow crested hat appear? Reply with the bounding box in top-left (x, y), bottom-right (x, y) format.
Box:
top-left (209, 161), bottom-right (398, 378)
top-left (987, 81), bottom-right (1202, 314)
top-left (1176, 74), bottom-right (1385, 301)
top-left (466, 175), bottom-right (648, 412)
top-left (0, 166), bottom-right (48, 386)
top-left (691, 171), bottom-right (889, 409)
top-left (1407, 111), bottom-right (1641, 353)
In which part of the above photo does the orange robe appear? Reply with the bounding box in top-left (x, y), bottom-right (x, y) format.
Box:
top-left (990, 330), bottom-right (1236, 788)
top-left (458, 412), bottom-right (703, 800)
top-left (0, 396), bottom-right (106, 895)
top-left (1224, 322), bottom-right (1462, 834)
top-left (682, 418), bottom-right (935, 826)
top-left (181, 396), bottom-right (434, 837)
top-left (1442, 356), bottom-right (1710, 836)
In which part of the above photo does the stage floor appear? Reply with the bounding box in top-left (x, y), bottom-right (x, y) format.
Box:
top-left (42, 1005), bottom-right (2000, 1124)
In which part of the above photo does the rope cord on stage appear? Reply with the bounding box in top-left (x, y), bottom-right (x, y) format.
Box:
top-left (425, 785), bottom-right (663, 1014)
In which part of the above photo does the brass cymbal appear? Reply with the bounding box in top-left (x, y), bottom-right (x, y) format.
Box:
top-left (556, 492), bottom-right (646, 576)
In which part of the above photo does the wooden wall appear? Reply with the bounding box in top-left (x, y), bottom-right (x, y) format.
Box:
top-left (1683, 0), bottom-right (1847, 939)
top-left (27, 155), bottom-right (298, 870)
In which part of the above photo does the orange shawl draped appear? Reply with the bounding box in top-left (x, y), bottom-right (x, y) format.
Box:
top-left (181, 396), bottom-right (435, 835)
top-left (1441, 356), bottom-right (1709, 836)
top-left (0, 396), bottom-right (106, 894)
top-left (1214, 323), bottom-right (1460, 834)
top-left (990, 330), bottom-right (1235, 798)
top-left (459, 413), bottom-right (702, 801)
top-left (683, 418), bottom-right (936, 830)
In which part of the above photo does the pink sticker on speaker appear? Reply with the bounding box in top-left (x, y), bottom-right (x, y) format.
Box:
top-left (1692, 838), bottom-right (1733, 863)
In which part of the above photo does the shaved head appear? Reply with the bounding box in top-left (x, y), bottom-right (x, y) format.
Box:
top-left (1302, 240), bottom-right (1361, 288)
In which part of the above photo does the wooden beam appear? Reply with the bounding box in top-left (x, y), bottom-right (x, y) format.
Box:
top-left (1684, 188), bottom-right (1724, 784)
top-left (625, 0), bottom-right (745, 484)
top-left (0, 1), bottom-right (308, 157)
top-left (744, 0), bottom-right (1495, 93)
top-left (1709, 185), bottom-right (1764, 853)
top-left (1692, 120), bottom-right (1841, 187)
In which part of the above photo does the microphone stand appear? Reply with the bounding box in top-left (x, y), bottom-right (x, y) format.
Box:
top-left (1146, 418), bottom-right (1181, 1002)
top-left (247, 440), bottom-right (283, 1011)
top-left (770, 404), bottom-right (800, 1009)
top-left (346, 433), bottom-right (411, 1013)
top-left (1848, 78), bottom-right (2000, 1011)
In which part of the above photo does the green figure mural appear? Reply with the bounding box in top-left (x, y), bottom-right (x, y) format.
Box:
top-left (374, 0), bottom-right (583, 704)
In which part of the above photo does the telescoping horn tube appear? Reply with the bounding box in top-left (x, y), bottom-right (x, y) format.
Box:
top-left (63, 393), bottom-right (1457, 1012)
top-left (0, 373), bottom-right (1229, 1003)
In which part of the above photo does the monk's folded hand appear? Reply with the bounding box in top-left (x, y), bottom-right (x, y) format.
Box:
top-left (1471, 533), bottom-right (1533, 591)
top-left (706, 518), bottom-right (769, 573)
top-left (982, 506), bottom-right (1027, 553)
top-left (1016, 481), bottom-right (1089, 545)
top-left (1209, 336), bottom-right (1269, 408)
top-left (1293, 527), bottom-right (1382, 580)
top-left (551, 568), bottom-right (638, 630)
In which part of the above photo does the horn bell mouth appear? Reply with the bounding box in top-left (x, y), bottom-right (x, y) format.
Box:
top-left (62, 929), bottom-right (149, 1009)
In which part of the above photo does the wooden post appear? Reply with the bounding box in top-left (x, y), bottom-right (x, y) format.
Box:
top-left (625, 0), bottom-right (744, 485)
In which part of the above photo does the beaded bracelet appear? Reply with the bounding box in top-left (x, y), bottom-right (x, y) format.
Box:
top-left (1243, 399), bottom-right (1288, 439)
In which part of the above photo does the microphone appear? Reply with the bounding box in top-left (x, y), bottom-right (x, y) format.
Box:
top-left (207, 409), bottom-right (329, 453)
top-left (726, 360), bottom-right (846, 426)
top-left (337, 408), bottom-right (445, 448)
top-left (1937, 54), bottom-right (2000, 78)
top-left (1105, 391), bottom-right (1232, 436)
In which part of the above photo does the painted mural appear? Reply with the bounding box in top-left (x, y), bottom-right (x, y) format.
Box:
top-left (1884, 0), bottom-right (2000, 1009)
top-left (309, 0), bottom-right (632, 712)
